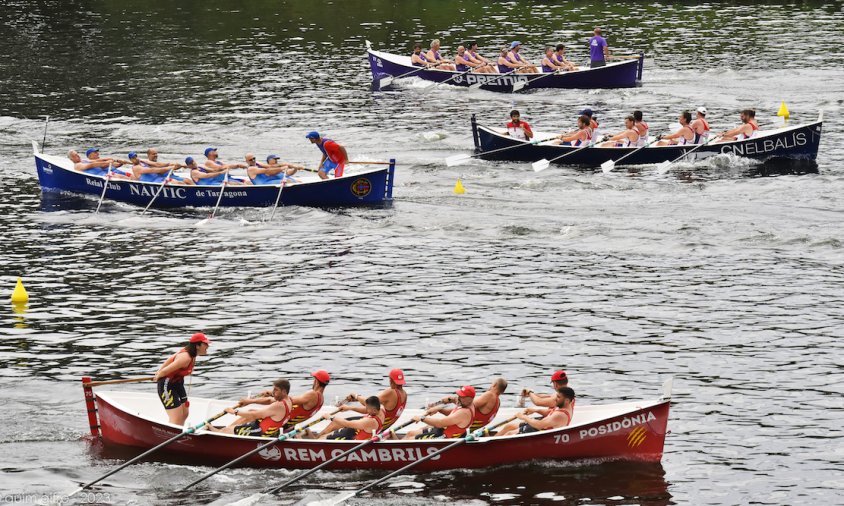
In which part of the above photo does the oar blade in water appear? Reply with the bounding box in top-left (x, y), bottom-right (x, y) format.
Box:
top-left (313, 491), bottom-right (357, 506)
top-left (445, 154), bottom-right (472, 167)
top-left (378, 76), bottom-right (394, 88)
top-left (512, 80), bottom-right (527, 92)
top-left (656, 160), bottom-right (673, 174)
top-left (600, 160), bottom-right (615, 173)
top-left (195, 217), bottom-right (212, 227)
top-left (532, 159), bottom-right (551, 172)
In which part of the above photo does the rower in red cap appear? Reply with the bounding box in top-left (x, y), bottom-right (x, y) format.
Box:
top-left (404, 385), bottom-right (476, 439)
top-left (153, 332), bottom-right (210, 425)
top-left (232, 369), bottom-right (329, 435)
top-left (495, 387), bottom-right (575, 437)
top-left (315, 368), bottom-right (408, 439)
top-left (432, 378), bottom-right (508, 432)
top-left (522, 370), bottom-right (571, 408)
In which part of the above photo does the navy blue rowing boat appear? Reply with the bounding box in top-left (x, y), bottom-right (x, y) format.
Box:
top-left (470, 113), bottom-right (823, 168)
top-left (367, 46), bottom-right (643, 92)
top-left (33, 144), bottom-right (394, 209)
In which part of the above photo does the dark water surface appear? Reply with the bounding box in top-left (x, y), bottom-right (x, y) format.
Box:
top-left (1, 1), bottom-right (843, 505)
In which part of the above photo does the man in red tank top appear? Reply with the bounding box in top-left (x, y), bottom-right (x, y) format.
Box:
top-left (279, 370), bottom-right (329, 433)
top-left (496, 387), bottom-right (575, 437)
top-left (321, 396), bottom-right (384, 440)
top-left (434, 378), bottom-right (507, 432)
top-left (522, 370), bottom-right (570, 408)
top-left (205, 378), bottom-right (293, 438)
top-left (404, 385), bottom-right (476, 439)
top-left (334, 368), bottom-right (408, 435)
top-left (153, 332), bottom-right (210, 425)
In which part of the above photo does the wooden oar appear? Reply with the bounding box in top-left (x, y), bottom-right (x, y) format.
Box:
top-left (656, 134), bottom-right (720, 174)
top-left (196, 169), bottom-right (230, 226)
top-left (266, 173), bottom-right (287, 222)
top-left (67, 406), bottom-right (236, 498)
top-left (178, 405), bottom-right (345, 492)
top-left (94, 163), bottom-right (113, 214)
top-left (141, 166), bottom-right (176, 215)
top-left (531, 140), bottom-right (595, 172)
top-left (379, 64), bottom-right (438, 89)
top-left (512, 69), bottom-right (560, 92)
top-left (86, 376), bottom-right (155, 387)
top-left (600, 137), bottom-right (662, 173)
top-left (324, 415), bottom-right (519, 506)
top-left (446, 136), bottom-right (558, 167)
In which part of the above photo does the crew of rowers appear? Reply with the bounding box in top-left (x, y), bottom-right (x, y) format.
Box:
top-left (153, 334), bottom-right (575, 440)
top-left (504, 107), bottom-right (762, 147)
top-left (66, 131), bottom-right (349, 184)
top-left (411, 39), bottom-right (578, 74)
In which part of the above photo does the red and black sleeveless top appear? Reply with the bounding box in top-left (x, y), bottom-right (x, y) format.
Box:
top-left (354, 412), bottom-right (385, 440)
top-left (382, 388), bottom-right (407, 430)
top-left (443, 404), bottom-right (476, 438)
top-left (257, 398), bottom-right (293, 437)
top-left (285, 390), bottom-right (324, 427)
top-left (469, 396), bottom-right (500, 431)
top-left (162, 348), bottom-right (195, 383)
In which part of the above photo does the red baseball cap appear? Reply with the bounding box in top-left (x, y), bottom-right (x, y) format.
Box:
top-left (190, 333), bottom-right (210, 344)
top-left (551, 370), bottom-right (568, 382)
top-left (311, 370), bottom-right (330, 383)
top-left (455, 385), bottom-right (476, 398)
top-left (389, 368), bottom-right (406, 385)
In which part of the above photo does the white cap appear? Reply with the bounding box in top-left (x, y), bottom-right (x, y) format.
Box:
top-left (696, 106), bottom-right (707, 115)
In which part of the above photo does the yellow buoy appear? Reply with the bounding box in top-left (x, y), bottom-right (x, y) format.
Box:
top-left (453, 178), bottom-right (466, 195)
top-left (11, 277), bottom-right (29, 303)
top-left (777, 101), bottom-right (790, 120)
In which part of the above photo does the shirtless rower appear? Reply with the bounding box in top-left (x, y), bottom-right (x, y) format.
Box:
top-left (633, 110), bottom-right (650, 147)
top-left (205, 378), bottom-right (293, 437)
top-left (598, 115), bottom-right (640, 148)
top-left (247, 154), bottom-right (304, 185)
top-left (465, 42), bottom-right (497, 73)
top-left (432, 378), bottom-right (507, 432)
top-left (505, 110), bottom-right (534, 141)
top-left (690, 107), bottom-right (711, 144)
top-left (426, 39), bottom-right (456, 71)
top-left (128, 151), bottom-right (194, 185)
top-left (192, 147), bottom-right (250, 185)
top-left (551, 115), bottom-right (594, 146)
top-left (716, 109), bottom-right (759, 142)
top-left (522, 370), bottom-right (570, 408)
top-left (495, 388), bottom-right (575, 437)
top-left (316, 368), bottom-right (408, 438)
top-left (553, 44), bottom-right (578, 71)
top-left (506, 41), bottom-right (539, 74)
top-left (404, 385), bottom-right (476, 439)
top-left (321, 396), bottom-right (384, 440)
top-left (656, 111), bottom-right (695, 146)
top-left (455, 45), bottom-right (492, 73)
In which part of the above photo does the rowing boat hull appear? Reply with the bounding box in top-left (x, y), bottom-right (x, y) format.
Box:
top-left (94, 391), bottom-right (670, 471)
top-left (33, 152), bottom-right (394, 209)
top-left (367, 48), bottom-right (643, 92)
top-left (471, 115), bottom-right (823, 168)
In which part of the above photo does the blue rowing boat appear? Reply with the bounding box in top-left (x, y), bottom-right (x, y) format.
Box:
top-left (367, 46), bottom-right (643, 92)
top-left (33, 143), bottom-right (395, 209)
top-left (470, 113), bottom-right (823, 168)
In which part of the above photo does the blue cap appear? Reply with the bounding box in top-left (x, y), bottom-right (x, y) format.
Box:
top-left (85, 148), bottom-right (99, 157)
top-left (204, 147), bottom-right (217, 157)
top-left (266, 154), bottom-right (280, 162)
top-left (579, 108), bottom-right (594, 116)
top-left (128, 151), bottom-right (138, 159)
top-left (509, 41), bottom-right (521, 49)
top-left (185, 156), bottom-right (195, 165)
top-left (305, 131), bottom-right (320, 139)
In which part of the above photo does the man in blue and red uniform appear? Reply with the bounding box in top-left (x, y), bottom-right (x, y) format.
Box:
top-left (306, 131), bottom-right (349, 180)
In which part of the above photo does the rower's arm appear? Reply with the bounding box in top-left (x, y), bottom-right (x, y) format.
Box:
top-left (332, 415), bottom-right (377, 432)
top-left (425, 409), bottom-right (468, 428)
top-left (154, 354), bottom-right (191, 381)
top-left (528, 391), bottom-right (556, 407)
top-left (288, 392), bottom-right (315, 410)
top-left (238, 396), bottom-right (273, 407)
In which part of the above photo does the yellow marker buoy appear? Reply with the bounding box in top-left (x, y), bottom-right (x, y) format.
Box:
top-left (453, 179), bottom-right (465, 195)
top-left (777, 101), bottom-right (790, 120)
top-left (11, 277), bottom-right (29, 303)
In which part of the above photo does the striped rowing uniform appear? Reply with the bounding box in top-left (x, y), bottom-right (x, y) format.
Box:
top-left (382, 388), bottom-right (407, 430)
top-left (234, 398), bottom-right (293, 438)
top-left (283, 390), bottom-right (324, 431)
top-left (737, 122), bottom-right (759, 140)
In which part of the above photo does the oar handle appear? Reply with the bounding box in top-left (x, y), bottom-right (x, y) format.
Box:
top-left (611, 136), bottom-right (662, 164)
top-left (346, 161), bottom-right (392, 165)
top-left (85, 376), bottom-right (155, 387)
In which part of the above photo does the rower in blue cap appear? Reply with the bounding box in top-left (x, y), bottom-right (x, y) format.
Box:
top-left (306, 131), bottom-right (349, 180)
top-left (247, 154), bottom-right (306, 185)
top-left (506, 41), bottom-right (538, 73)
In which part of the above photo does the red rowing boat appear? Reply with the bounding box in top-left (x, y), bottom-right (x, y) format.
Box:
top-left (88, 379), bottom-right (672, 471)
